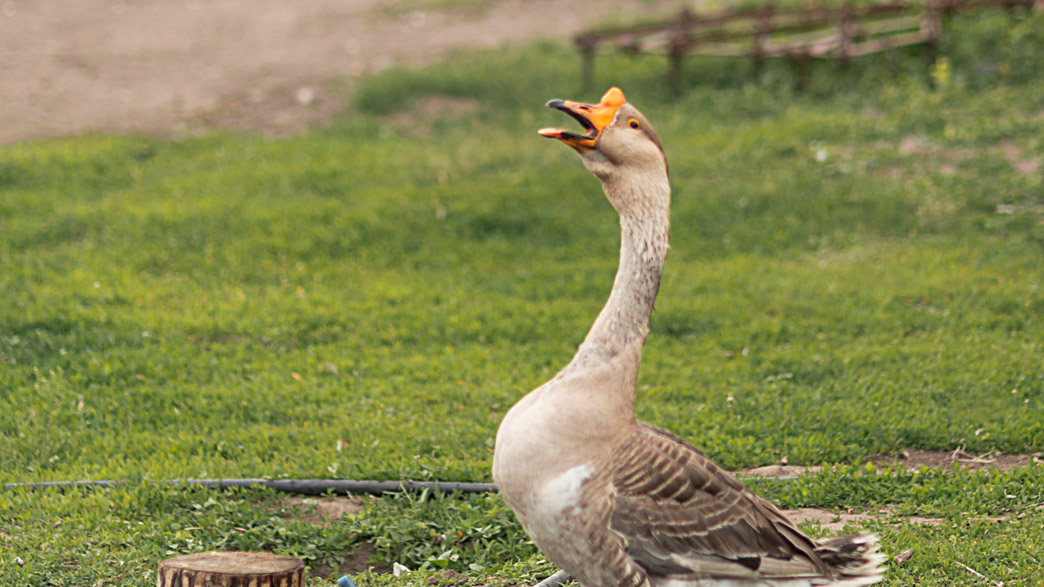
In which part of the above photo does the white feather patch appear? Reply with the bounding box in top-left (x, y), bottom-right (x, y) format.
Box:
top-left (536, 463), bottom-right (594, 517)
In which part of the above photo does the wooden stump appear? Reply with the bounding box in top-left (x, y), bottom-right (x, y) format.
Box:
top-left (158, 551), bottom-right (305, 587)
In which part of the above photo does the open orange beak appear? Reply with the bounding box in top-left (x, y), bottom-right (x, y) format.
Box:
top-left (538, 87), bottom-right (626, 151)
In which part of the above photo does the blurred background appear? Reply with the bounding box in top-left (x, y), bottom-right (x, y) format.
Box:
top-left (0, 0), bottom-right (673, 144)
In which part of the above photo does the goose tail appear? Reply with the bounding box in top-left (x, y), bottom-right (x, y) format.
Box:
top-left (814, 533), bottom-right (886, 587)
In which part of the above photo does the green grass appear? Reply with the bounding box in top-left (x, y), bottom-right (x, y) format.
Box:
top-left (2, 10), bottom-right (1044, 586)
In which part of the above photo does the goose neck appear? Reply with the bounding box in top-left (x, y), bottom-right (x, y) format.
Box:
top-left (581, 178), bottom-right (670, 356)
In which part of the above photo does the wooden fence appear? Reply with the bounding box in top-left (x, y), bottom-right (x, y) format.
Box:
top-left (574, 0), bottom-right (1040, 90)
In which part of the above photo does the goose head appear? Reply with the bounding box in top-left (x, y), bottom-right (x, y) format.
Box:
top-left (538, 87), bottom-right (668, 188)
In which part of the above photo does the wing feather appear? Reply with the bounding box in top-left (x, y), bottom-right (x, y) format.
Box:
top-left (607, 422), bottom-right (831, 580)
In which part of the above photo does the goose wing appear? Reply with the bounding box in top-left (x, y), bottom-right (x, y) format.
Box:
top-left (607, 422), bottom-right (831, 580)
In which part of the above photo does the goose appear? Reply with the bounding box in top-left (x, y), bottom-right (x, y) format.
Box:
top-left (491, 87), bottom-right (885, 587)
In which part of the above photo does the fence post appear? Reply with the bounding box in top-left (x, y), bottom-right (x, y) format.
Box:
top-left (788, 51), bottom-right (812, 90)
top-left (667, 8), bottom-right (692, 94)
top-left (580, 45), bottom-right (595, 93)
top-left (922, 8), bottom-right (941, 87)
top-left (751, 7), bottom-right (772, 82)
top-left (838, 4), bottom-right (853, 70)
top-left (668, 48), bottom-right (684, 94)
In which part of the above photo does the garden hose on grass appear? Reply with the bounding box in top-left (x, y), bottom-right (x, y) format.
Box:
top-left (4, 475), bottom-right (793, 494)
top-left (3, 479), bottom-right (499, 495)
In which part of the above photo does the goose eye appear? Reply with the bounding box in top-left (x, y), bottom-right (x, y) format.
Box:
top-left (628, 119), bottom-right (640, 129)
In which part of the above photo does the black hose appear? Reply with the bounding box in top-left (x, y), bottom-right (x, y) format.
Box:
top-left (3, 475), bottom-right (794, 495)
top-left (3, 479), bottom-right (498, 495)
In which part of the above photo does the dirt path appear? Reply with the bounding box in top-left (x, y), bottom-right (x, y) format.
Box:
top-left (0, 0), bottom-right (665, 145)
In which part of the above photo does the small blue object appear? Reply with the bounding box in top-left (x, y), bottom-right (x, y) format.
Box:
top-left (337, 576), bottom-right (357, 587)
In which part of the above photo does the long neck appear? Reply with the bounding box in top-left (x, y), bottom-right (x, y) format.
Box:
top-left (581, 172), bottom-right (670, 357)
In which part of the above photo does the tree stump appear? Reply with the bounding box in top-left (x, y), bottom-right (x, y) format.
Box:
top-left (157, 551), bottom-right (305, 587)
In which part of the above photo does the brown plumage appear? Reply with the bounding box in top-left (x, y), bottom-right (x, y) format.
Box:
top-left (492, 88), bottom-right (884, 587)
top-left (608, 424), bottom-right (831, 579)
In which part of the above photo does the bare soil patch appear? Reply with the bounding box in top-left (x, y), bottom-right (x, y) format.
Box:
top-left (282, 496), bottom-right (392, 578)
top-left (1, 0), bottom-right (665, 144)
top-left (741, 464), bottom-right (823, 478)
top-left (865, 447), bottom-right (1043, 472)
top-left (740, 448), bottom-right (1043, 479)
top-left (311, 541), bottom-right (390, 580)
top-left (780, 507), bottom-right (944, 533)
top-left (285, 495), bottom-right (366, 525)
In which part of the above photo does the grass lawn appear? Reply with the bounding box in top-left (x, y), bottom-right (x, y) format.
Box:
top-left (2, 10), bottom-right (1044, 587)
